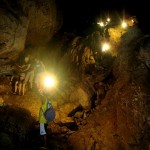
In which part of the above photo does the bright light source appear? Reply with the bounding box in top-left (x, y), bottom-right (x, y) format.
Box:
top-left (102, 43), bottom-right (110, 52)
top-left (97, 21), bottom-right (104, 27)
top-left (121, 21), bottom-right (127, 28)
top-left (107, 18), bottom-right (110, 22)
top-left (100, 22), bottom-right (104, 27)
top-left (44, 76), bottom-right (56, 88)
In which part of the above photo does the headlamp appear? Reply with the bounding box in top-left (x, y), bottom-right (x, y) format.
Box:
top-left (102, 42), bottom-right (110, 52)
top-left (44, 75), bottom-right (57, 88)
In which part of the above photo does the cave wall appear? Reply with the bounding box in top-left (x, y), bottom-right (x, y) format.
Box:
top-left (68, 25), bottom-right (150, 150)
top-left (0, 0), bottom-right (62, 66)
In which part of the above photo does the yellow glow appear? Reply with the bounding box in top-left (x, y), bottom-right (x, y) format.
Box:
top-left (102, 43), bottom-right (110, 52)
top-left (121, 21), bottom-right (127, 28)
top-left (44, 76), bottom-right (57, 88)
top-left (107, 18), bottom-right (110, 22)
top-left (97, 22), bottom-right (104, 27)
top-left (131, 19), bottom-right (135, 23)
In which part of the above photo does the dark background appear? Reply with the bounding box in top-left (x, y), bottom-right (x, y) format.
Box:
top-left (57, 0), bottom-right (150, 35)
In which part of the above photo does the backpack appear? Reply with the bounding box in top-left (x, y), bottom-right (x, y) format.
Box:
top-left (44, 99), bottom-right (56, 123)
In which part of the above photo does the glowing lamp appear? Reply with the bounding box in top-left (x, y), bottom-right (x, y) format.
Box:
top-left (44, 76), bottom-right (56, 88)
top-left (97, 22), bottom-right (104, 27)
top-left (107, 18), bottom-right (110, 22)
top-left (121, 21), bottom-right (127, 28)
top-left (102, 43), bottom-right (110, 52)
top-left (100, 22), bottom-right (104, 27)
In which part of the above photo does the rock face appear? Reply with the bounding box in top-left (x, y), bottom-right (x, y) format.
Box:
top-left (0, 105), bottom-right (35, 150)
top-left (25, 0), bottom-right (62, 46)
top-left (0, 7), bottom-right (28, 65)
top-left (0, 0), bottom-right (61, 66)
top-left (0, 10), bottom-right (150, 149)
top-left (68, 26), bottom-right (150, 149)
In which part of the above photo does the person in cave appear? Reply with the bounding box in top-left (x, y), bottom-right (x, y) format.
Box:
top-left (34, 58), bottom-right (46, 90)
top-left (90, 82), bottom-right (99, 110)
top-left (38, 88), bottom-right (50, 149)
top-left (16, 55), bottom-right (35, 92)
top-left (9, 71), bottom-right (20, 94)
top-left (18, 73), bottom-right (26, 96)
top-left (91, 81), bottom-right (107, 110)
top-left (10, 72), bottom-right (25, 95)
top-left (85, 55), bottom-right (96, 74)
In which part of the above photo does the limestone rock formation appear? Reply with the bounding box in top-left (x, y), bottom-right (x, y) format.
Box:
top-left (0, 7), bottom-right (150, 149)
top-left (68, 25), bottom-right (150, 150)
top-left (0, 0), bottom-right (61, 67)
top-left (0, 7), bottom-right (28, 65)
top-left (25, 0), bottom-right (62, 46)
